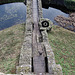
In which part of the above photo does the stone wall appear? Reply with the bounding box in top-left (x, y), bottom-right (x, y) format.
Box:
top-left (0, 0), bottom-right (63, 75)
top-left (16, 0), bottom-right (63, 74)
top-left (16, 0), bottom-right (33, 74)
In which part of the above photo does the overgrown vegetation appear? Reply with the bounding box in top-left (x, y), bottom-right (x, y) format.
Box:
top-left (64, 0), bottom-right (75, 10)
top-left (0, 0), bottom-right (24, 4)
top-left (48, 25), bottom-right (75, 75)
top-left (0, 24), bottom-right (25, 74)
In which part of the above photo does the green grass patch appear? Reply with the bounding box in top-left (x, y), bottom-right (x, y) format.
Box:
top-left (0, 24), bottom-right (25, 74)
top-left (48, 25), bottom-right (75, 75)
top-left (0, 24), bottom-right (75, 75)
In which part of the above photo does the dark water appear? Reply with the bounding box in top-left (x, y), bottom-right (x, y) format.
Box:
top-left (0, 3), bottom-right (69, 30)
top-left (0, 3), bottom-right (26, 30)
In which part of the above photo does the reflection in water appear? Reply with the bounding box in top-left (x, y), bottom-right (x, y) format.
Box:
top-left (43, 7), bottom-right (69, 24)
top-left (0, 3), bottom-right (26, 30)
top-left (0, 2), bottom-right (70, 31)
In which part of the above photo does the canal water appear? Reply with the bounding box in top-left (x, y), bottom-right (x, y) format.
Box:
top-left (0, 3), bottom-right (26, 30)
top-left (43, 7), bottom-right (69, 24)
top-left (0, 2), bottom-right (69, 30)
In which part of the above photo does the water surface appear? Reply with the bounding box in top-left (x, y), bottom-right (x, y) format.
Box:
top-left (0, 3), bottom-right (69, 30)
top-left (43, 7), bottom-right (69, 24)
top-left (0, 3), bottom-right (26, 30)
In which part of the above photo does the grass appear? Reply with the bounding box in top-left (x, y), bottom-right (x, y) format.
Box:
top-left (48, 25), bottom-right (75, 75)
top-left (65, 0), bottom-right (75, 1)
top-left (0, 23), bottom-right (25, 74)
top-left (0, 24), bottom-right (75, 75)
top-left (71, 0), bottom-right (75, 1)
